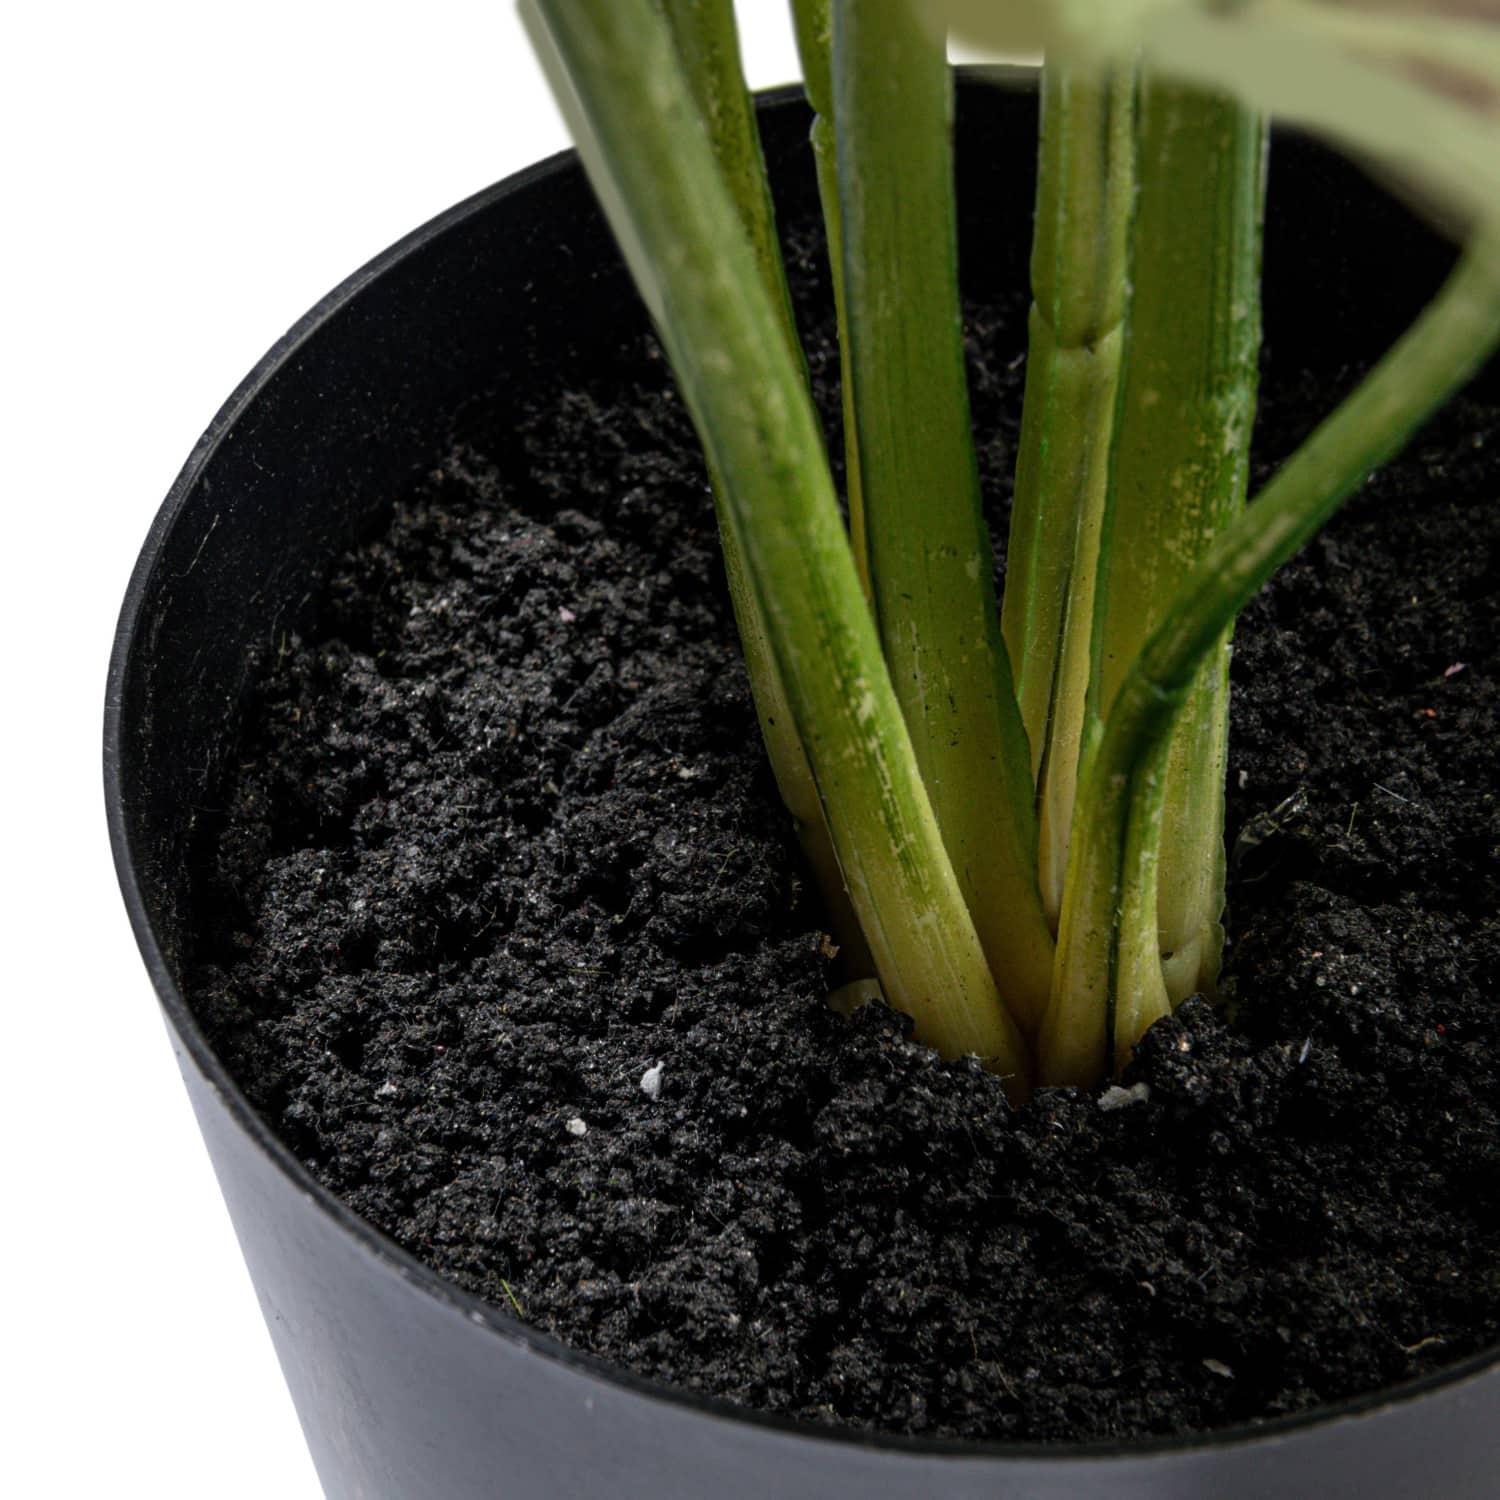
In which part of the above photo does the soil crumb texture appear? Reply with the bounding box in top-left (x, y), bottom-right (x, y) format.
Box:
top-left (190, 249), bottom-right (1500, 1444)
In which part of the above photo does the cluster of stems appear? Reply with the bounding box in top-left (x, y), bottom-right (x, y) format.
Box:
top-left (523, 0), bottom-right (1500, 1099)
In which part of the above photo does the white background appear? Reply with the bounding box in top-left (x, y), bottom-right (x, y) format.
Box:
top-left (5, 4), bottom-right (809, 1496)
top-left (8, 5), bottom-right (1014, 1494)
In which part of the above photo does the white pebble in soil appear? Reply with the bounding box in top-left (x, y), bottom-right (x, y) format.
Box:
top-left (1098, 1082), bottom-right (1150, 1112)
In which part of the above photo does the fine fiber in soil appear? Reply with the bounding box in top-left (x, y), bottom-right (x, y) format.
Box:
top-left (187, 216), bottom-right (1500, 1443)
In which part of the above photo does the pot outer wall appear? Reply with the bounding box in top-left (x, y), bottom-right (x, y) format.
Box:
top-left (108, 73), bottom-right (1500, 1499)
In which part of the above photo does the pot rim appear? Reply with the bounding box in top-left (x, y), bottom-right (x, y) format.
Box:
top-left (105, 68), bottom-right (1500, 1465)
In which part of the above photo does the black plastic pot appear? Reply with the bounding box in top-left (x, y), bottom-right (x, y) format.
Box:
top-left (107, 73), bottom-right (1500, 1499)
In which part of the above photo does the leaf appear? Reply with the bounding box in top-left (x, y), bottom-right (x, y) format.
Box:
top-left (924, 0), bottom-right (1500, 233)
top-left (1154, 13), bottom-right (1500, 232)
top-left (1310, 2), bottom-right (1500, 16)
top-left (926, 0), bottom-right (1174, 55)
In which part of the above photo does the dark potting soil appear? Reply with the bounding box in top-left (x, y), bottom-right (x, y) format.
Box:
top-left (188, 226), bottom-right (1500, 1444)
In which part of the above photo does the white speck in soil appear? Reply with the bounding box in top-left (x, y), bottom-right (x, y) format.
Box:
top-left (565, 1116), bottom-right (588, 1138)
top-left (640, 1062), bottom-right (664, 1099)
top-left (1203, 1359), bottom-right (1235, 1379)
top-left (1099, 1082), bottom-right (1150, 1112)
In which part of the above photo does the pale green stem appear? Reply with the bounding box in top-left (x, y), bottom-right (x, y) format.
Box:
top-left (791, 0), bottom-right (870, 598)
top-left (1093, 79), bottom-right (1265, 1008)
top-left (1043, 240), bottom-right (1500, 1088)
top-left (525, 0), bottom-right (1031, 1096)
top-left (1002, 60), bottom-right (1138, 929)
top-left (654, 0), bottom-right (874, 978)
top-left (654, 0), bottom-right (794, 340)
top-left (832, 0), bottom-right (1054, 1035)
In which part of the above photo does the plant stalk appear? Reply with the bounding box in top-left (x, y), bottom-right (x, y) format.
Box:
top-left (1043, 237), bottom-right (1500, 1087)
top-left (1002, 60), bottom-right (1138, 929)
top-left (832, 0), bottom-right (1054, 1034)
top-left (653, 1), bottom-right (796, 346)
top-left (654, 0), bottom-right (874, 978)
top-left (525, 0), bottom-right (1031, 1095)
top-left (791, 0), bottom-right (870, 599)
top-left (1093, 78), bottom-right (1265, 1009)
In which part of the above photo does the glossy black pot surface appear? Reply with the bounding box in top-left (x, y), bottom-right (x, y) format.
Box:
top-left (107, 73), bottom-right (1500, 1498)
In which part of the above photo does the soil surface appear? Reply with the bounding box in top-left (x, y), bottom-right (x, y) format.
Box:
top-left (189, 227), bottom-right (1500, 1444)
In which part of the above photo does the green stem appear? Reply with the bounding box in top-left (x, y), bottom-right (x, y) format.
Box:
top-left (1002, 60), bottom-right (1138, 929)
top-left (654, 0), bottom-right (874, 979)
top-left (1094, 79), bottom-right (1265, 1009)
top-left (717, 489), bottom-right (876, 980)
top-left (791, 0), bottom-right (870, 597)
top-left (1043, 239), bottom-right (1500, 1088)
top-left (654, 0), bottom-right (799, 356)
top-left (525, 0), bottom-right (1030, 1096)
top-left (833, 0), bottom-right (1054, 1034)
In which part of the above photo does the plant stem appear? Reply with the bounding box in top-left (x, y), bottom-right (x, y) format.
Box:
top-left (791, 0), bottom-right (870, 599)
top-left (832, 0), bottom-right (1054, 1034)
top-left (1043, 238), bottom-right (1500, 1088)
top-left (654, 0), bottom-right (874, 979)
top-left (1093, 79), bottom-right (1265, 1009)
top-left (525, 0), bottom-right (1031, 1096)
top-left (653, 1), bottom-right (796, 348)
top-left (1002, 60), bottom-right (1138, 929)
